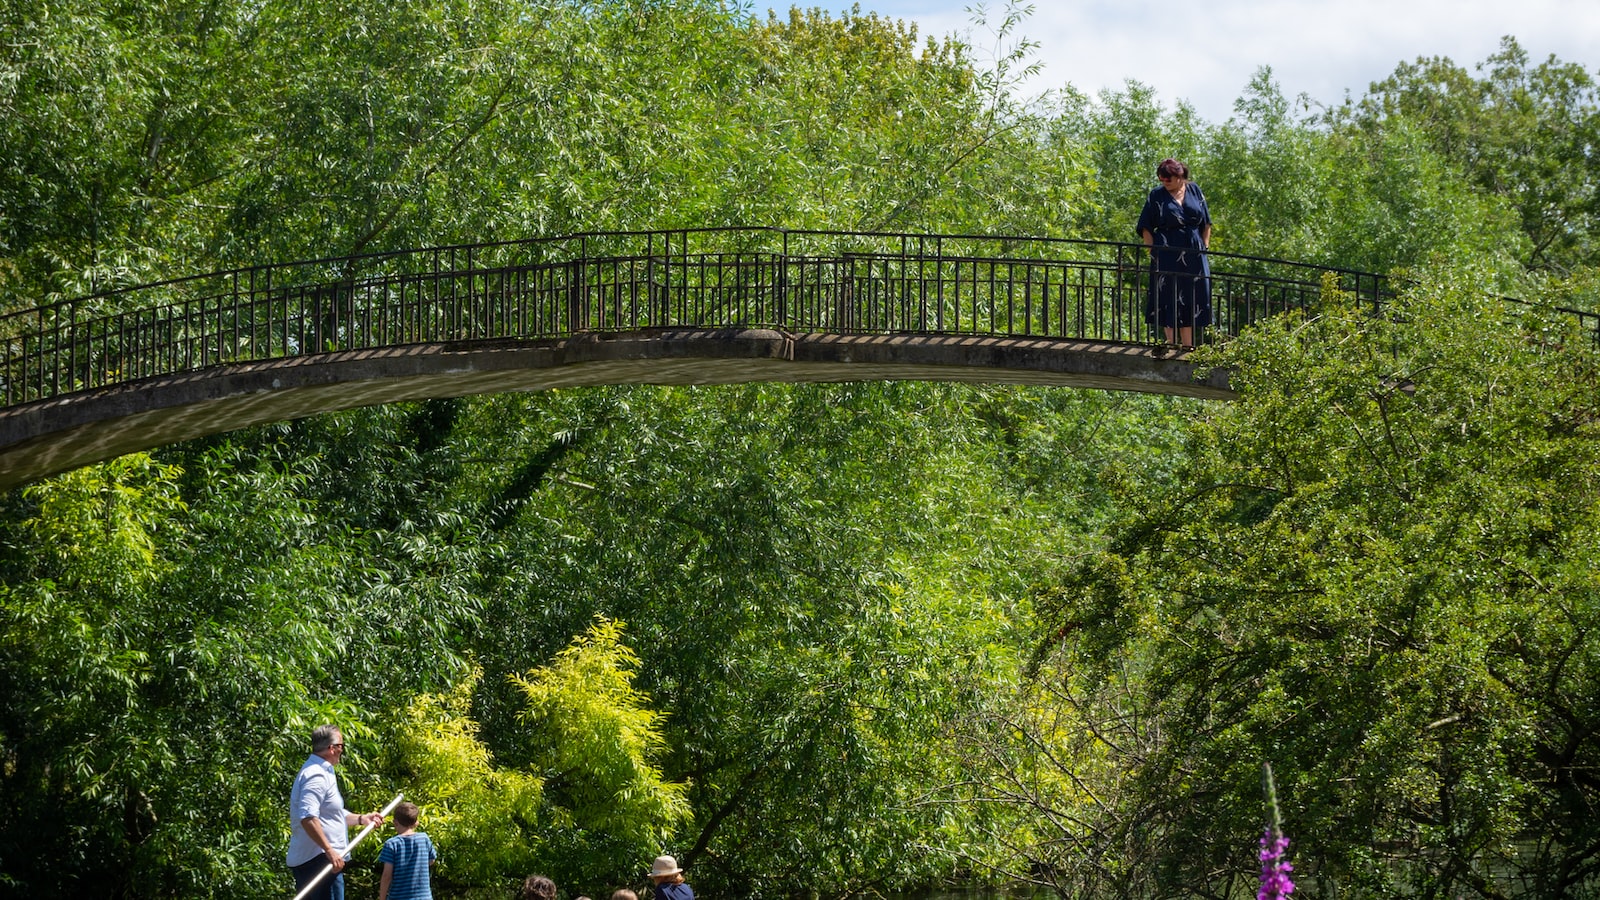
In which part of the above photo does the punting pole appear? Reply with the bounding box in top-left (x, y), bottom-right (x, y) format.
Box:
top-left (291, 792), bottom-right (405, 900)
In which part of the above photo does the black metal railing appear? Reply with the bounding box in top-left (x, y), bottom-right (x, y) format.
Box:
top-left (0, 227), bottom-right (1409, 407)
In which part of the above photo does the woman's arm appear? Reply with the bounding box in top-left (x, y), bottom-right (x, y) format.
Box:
top-left (1192, 183), bottom-right (1212, 249)
top-left (1136, 190), bottom-right (1160, 246)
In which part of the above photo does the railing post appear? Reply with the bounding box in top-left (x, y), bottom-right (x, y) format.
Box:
top-left (778, 229), bottom-right (789, 328)
top-left (466, 245), bottom-right (476, 339)
top-left (840, 254), bottom-right (855, 333)
top-left (67, 299), bottom-right (79, 395)
top-left (567, 258), bottom-right (584, 334)
top-left (661, 230), bottom-right (675, 327)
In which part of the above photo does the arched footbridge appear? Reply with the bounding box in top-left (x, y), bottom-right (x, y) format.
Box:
top-left (0, 227), bottom-right (1420, 490)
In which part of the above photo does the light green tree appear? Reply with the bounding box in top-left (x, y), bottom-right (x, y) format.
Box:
top-left (510, 616), bottom-right (693, 871)
top-left (388, 671), bottom-right (544, 887)
top-left (381, 617), bottom-right (689, 891)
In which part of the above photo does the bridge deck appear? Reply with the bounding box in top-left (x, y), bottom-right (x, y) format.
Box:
top-left (0, 329), bottom-right (1229, 490)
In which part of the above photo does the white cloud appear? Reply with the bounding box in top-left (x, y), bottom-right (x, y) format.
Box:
top-left (825, 0), bottom-right (1600, 122)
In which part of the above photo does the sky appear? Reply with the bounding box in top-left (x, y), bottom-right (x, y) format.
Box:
top-left (815, 0), bottom-right (1600, 123)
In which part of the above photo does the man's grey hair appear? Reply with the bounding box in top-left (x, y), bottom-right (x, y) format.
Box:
top-left (311, 724), bottom-right (341, 752)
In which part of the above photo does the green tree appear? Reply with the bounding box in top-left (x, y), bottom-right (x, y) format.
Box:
top-left (1027, 269), bottom-right (1600, 897)
top-left (443, 379), bottom-right (1175, 894)
top-left (0, 0), bottom-right (253, 304)
top-left (1200, 69), bottom-right (1334, 263)
top-left (0, 456), bottom-right (188, 895)
top-left (1045, 79), bottom-right (1206, 243)
top-left (510, 616), bottom-right (692, 886)
top-left (0, 440), bottom-right (491, 897)
top-left (1342, 38), bottom-right (1600, 275)
top-left (386, 670), bottom-right (545, 888)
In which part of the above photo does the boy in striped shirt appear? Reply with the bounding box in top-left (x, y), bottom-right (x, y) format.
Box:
top-left (378, 802), bottom-right (437, 900)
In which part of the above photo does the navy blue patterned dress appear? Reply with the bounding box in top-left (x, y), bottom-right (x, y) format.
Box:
top-left (1136, 181), bottom-right (1212, 329)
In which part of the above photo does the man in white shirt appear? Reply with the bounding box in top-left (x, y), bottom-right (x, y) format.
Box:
top-left (287, 725), bottom-right (386, 900)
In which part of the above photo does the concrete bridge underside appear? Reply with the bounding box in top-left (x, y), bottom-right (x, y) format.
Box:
top-left (0, 328), bottom-right (1231, 491)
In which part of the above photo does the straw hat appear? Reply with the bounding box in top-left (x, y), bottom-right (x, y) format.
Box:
top-left (649, 856), bottom-right (683, 878)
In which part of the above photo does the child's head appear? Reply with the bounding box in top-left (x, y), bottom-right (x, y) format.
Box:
top-left (521, 875), bottom-right (557, 900)
top-left (392, 801), bottom-right (420, 830)
top-left (611, 891), bottom-right (638, 900)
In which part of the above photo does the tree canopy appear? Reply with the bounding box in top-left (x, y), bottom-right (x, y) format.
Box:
top-left (3, 1), bottom-right (1600, 898)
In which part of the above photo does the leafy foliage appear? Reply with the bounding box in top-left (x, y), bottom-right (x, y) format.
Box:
top-left (1339, 38), bottom-right (1600, 276)
top-left (4, 1), bottom-right (1600, 897)
top-left (388, 670), bottom-right (544, 888)
top-left (458, 382), bottom-right (1091, 894)
top-left (1028, 270), bottom-right (1600, 897)
top-left (0, 452), bottom-right (377, 897)
top-left (510, 616), bottom-right (692, 886)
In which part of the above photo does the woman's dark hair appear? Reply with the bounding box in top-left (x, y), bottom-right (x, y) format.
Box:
top-left (1156, 157), bottom-right (1189, 180)
top-left (521, 875), bottom-right (558, 900)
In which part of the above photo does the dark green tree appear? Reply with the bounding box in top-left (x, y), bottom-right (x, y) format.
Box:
top-left (1024, 269), bottom-right (1600, 897)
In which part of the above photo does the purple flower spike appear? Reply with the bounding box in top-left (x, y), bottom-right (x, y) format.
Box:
top-left (1257, 827), bottom-right (1295, 900)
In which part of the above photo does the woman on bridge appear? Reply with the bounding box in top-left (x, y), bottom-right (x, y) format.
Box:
top-left (1137, 157), bottom-right (1213, 353)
